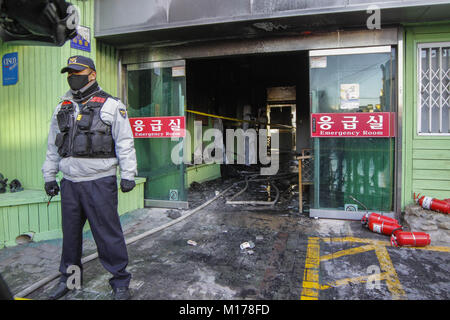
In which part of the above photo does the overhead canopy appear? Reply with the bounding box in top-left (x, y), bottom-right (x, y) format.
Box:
top-left (95, 0), bottom-right (450, 48)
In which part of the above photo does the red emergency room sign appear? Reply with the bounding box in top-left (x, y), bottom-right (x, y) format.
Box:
top-left (311, 112), bottom-right (395, 138)
top-left (129, 116), bottom-right (186, 138)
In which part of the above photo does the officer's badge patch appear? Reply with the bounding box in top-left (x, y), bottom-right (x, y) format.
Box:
top-left (119, 108), bottom-right (127, 119)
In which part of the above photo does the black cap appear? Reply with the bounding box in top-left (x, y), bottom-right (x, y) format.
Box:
top-left (60, 55), bottom-right (96, 73)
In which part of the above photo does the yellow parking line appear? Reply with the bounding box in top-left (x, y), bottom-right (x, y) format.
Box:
top-left (300, 237), bottom-right (320, 300)
top-left (373, 244), bottom-right (407, 300)
top-left (327, 272), bottom-right (389, 288)
top-left (411, 245), bottom-right (450, 253)
top-left (320, 244), bottom-right (375, 262)
top-left (301, 236), bottom-right (450, 300)
top-left (321, 236), bottom-right (390, 246)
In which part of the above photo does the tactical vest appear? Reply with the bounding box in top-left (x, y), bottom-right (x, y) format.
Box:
top-left (55, 91), bottom-right (116, 158)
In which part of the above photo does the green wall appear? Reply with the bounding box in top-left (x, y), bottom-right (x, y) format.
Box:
top-left (0, 0), bottom-right (118, 191)
top-left (402, 22), bottom-right (450, 209)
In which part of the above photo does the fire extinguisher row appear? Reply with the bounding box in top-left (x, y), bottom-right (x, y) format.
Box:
top-left (361, 212), bottom-right (431, 248)
top-left (414, 193), bottom-right (450, 214)
top-left (351, 196), bottom-right (431, 248)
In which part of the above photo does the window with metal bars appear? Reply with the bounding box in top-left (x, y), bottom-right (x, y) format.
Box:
top-left (418, 43), bottom-right (450, 135)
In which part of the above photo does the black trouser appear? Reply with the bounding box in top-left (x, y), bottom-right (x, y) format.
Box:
top-left (59, 175), bottom-right (131, 290)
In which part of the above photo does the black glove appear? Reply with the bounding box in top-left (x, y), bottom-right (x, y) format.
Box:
top-left (44, 181), bottom-right (60, 197)
top-left (120, 179), bottom-right (135, 193)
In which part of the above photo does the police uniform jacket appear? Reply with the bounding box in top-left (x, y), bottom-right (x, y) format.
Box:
top-left (42, 88), bottom-right (137, 183)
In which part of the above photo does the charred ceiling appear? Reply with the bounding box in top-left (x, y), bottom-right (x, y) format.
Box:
top-left (95, 0), bottom-right (450, 48)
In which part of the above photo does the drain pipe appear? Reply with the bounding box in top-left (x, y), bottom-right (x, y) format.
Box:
top-left (14, 183), bottom-right (237, 299)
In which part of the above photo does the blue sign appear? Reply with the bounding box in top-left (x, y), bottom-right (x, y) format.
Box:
top-left (70, 26), bottom-right (91, 52)
top-left (2, 52), bottom-right (18, 86)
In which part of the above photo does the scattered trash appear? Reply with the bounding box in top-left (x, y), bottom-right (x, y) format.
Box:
top-left (189, 181), bottom-right (204, 192)
top-left (215, 190), bottom-right (220, 196)
top-left (240, 241), bottom-right (255, 250)
top-left (167, 209), bottom-right (182, 219)
top-left (187, 240), bottom-right (198, 246)
top-left (255, 235), bottom-right (264, 241)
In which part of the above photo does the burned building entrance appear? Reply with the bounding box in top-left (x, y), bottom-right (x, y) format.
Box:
top-left (185, 47), bottom-right (397, 219)
top-left (123, 30), bottom-right (399, 218)
top-left (186, 52), bottom-right (310, 173)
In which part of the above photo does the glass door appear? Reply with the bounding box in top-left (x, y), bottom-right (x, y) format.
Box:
top-left (309, 47), bottom-right (397, 219)
top-left (126, 60), bottom-right (187, 208)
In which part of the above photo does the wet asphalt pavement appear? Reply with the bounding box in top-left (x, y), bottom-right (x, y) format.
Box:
top-left (2, 177), bottom-right (450, 300)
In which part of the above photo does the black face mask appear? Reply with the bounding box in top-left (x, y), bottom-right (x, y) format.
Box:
top-left (67, 72), bottom-right (92, 91)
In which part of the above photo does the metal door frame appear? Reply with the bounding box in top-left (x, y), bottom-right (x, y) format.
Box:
top-left (308, 44), bottom-right (401, 220)
top-left (124, 59), bottom-right (189, 209)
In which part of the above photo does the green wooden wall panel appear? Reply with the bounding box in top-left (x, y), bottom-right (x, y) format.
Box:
top-left (412, 180), bottom-right (450, 191)
top-left (48, 203), bottom-right (59, 231)
top-left (411, 190), bottom-right (450, 200)
top-left (0, 180), bottom-right (145, 248)
top-left (28, 205), bottom-right (40, 234)
top-left (7, 206), bottom-right (19, 242)
top-left (412, 149), bottom-right (450, 160)
top-left (1, 208), bottom-right (9, 245)
top-left (413, 169), bottom-right (450, 181)
top-left (18, 205), bottom-right (29, 234)
top-left (0, 208), bottom-right (5, 244)
top-left (413, 159), bottom-right (450, 170)
top-left (413, 140), bottom-right (450, 150)
top-left (402, 22), bottom-right (450, 208)
top-left (0, 0), bottom-right (118, 191)
top-left (37, 203), bottom-right (49, 235)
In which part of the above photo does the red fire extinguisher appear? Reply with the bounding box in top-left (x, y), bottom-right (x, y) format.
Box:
top-left (414, 193), bottom-right (450, 214)
top-left (368, 220), bottom-right (402, 236)
top-left (391, 228), bottom-right (431, 247)
top-left (350, 195), bottom-right (400, 229)
top-left (361, 212), bottom-right (399, 228)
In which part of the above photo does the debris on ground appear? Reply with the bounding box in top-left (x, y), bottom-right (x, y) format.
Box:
top-left (189, 181), bottom-right (204, 192)
top-left (240, 241), bottom-right (255, 250)
top-left (187, 240), bottom-right (198, 246)
top-left (167, 209), bottom-right (182, 219)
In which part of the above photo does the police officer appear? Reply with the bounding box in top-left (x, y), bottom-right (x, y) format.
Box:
top-left (42, 55), bottom-right (137, 300)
